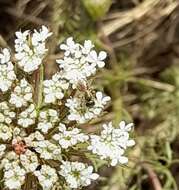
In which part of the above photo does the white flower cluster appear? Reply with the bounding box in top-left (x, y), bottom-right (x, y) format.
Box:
top-left (0, 123), bottom-right (12, 141)
top-left (0, 48), bottom-right (16, 92)
top-left (66, 91), bottom-right (110, 123)
top-left (0, 102), bottom-right (15, 124)
top-left (38, 109), bottom-right (59, 133)
top-left (0, 48), bottom-right (11, 64)
top-left (18, 104), bottom-right (36, 128)
top-left (20, 149), bottom-right (38, 172)
top-left (88, 121), bottom-right (135, 166)
top-left (53, 123), bottom-right (89, 149)
top-left (24, 131), bottom-right (61, 161)
top-left (3, 158), bottom-right (26, 190)
top-left (0, 130), bottom-right (60, 190)
top-left (33, 139), bottom-right (61, 160)
top-left (43, 72), bottom-right (69, 103)
top-left (0, 26), bottom-right (135, 190)
top-left (57, 37), bottom-right (107, 88)
top-left (10, 78), bottom-right (33, 108)
top-left (1, 152), bottom-right (27, 190)
top-left (59, 161), bottom-right (99, 189)
top-left (34, 165), bottom-right (58, 190)
top-left (15, 26), bottom-right (52, 73)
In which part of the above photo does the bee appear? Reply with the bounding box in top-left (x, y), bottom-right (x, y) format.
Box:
top-left (86, 99), bottom-right (95, 107)
top-left (77, 81), bottom-right (96, 107)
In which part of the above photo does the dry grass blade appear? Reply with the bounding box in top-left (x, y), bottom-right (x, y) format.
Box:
top-left (0, 35), bottom-right (8, 47)
top-left (6, 7), bottom-right (49, 25)
top-left (102, 0), bottom-right (179, 37)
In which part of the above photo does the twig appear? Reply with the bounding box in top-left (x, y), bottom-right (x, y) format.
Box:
top-left (128, 77), bottom-right (175, 92)
top-left (142, 163), bottom-right (162, 190)
top-left (98, 22), bottom-right (118, 66)
top-left (6, 1), bottom-right (50, 40)
top-left (6, 8), bottom-right (49, 25)
top-left (102, 0), bottom-right (179, 38)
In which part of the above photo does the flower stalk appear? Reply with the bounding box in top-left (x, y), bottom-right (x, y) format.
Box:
top-left (34, 63), bottom-right (44, 111)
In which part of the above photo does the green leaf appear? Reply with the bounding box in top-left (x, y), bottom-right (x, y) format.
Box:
top-left (81, 0), bottom-right (112, 20)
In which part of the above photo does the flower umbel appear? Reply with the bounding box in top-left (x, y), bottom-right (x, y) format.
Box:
top-left (59, 161), bottom-right (99, 189)
top-left (0, 48), bottom-right (16, 92)
top-left (57, 37), bottom-right (107, 88)
top-left (0, 26), bottom-right (135, 190)
top-left (88, 121), bottom-right (135, 166)
top-left (15, 26), bottom-right (52, 73)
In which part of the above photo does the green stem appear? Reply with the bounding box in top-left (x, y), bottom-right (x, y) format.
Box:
top-left (34, 64), bottom-right (44, 110)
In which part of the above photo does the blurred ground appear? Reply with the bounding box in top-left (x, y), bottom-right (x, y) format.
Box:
top-left (0, 0), bottom-right (179, 190)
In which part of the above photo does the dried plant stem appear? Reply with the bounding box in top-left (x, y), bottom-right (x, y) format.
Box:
top-left (34, 64), bottom-right (44, 110)
top-left (6, 8), bottom-right (49, 26)
top-left (143, 163), bottom-right (162, 190)
top-left (44, 0), bottom-right (65, 77)
top-left (0, 35), bottom-right (8, 48)
top-left (128, 77), bottom-right (175, 92)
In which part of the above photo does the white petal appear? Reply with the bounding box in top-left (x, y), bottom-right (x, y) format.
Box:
top-left (98, 51), bottom-right (107, 60)
top-left (90, 173), bottom-right (99, 180)
top-left (119, 156), bottom-right (128, 164)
